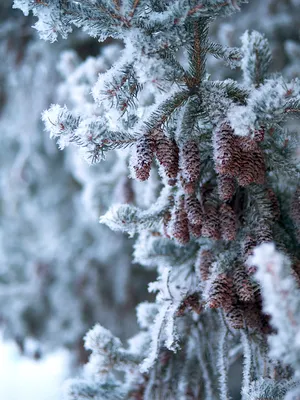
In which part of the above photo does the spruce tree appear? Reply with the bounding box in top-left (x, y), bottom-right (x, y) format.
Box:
top-left (12, 0), bottom-right (300, 399)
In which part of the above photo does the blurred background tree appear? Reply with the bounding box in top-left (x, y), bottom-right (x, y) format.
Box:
top-left (0, 0), bottom-right (154, 367)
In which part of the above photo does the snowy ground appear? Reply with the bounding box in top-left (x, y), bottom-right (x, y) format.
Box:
top-left (0, 335), bottom-right (69, 400)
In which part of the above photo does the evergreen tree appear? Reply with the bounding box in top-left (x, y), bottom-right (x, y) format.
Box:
top-left (11, 0), bottom-right (300, 399)
top-left (0, 1), bottom-right (149, 365)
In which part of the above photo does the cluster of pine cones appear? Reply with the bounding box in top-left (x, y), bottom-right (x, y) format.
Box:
top-left (196, 249), bottom-right (270, 332)
top-left (132, 122), bottom-right (300, 331)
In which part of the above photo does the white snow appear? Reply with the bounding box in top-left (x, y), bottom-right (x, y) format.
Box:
top-left (0, 335), bottom-right (69, 400)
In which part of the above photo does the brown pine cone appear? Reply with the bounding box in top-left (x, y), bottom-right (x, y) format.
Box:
top-left (170, 196), bottom-right (190, 244)
top-left (189, 223), bottom-right (202, 238)
top-left (133, 135), bottom-right (155, 181)
top-left (233, 264), bottom-right (255, 302)
top-left (202, 204), bottom-right (221, 240)
top-left (185, 193), bottom-right (203, 226)
top-left (220, 203), bottom-right (237, 241)
top-left (256, 224), bottom-right (273, 245)
top-left (291, 187), bottom-right (300, 228)
top-left (225, 305), bottom-right (244, 329)
top-left (236, 148), bottom-right (265, 187)
top-left (217, 174), bottom-right (235, 201)
top-left (266, 188), bottom-right (280, 221)
top-left (155, 130), bottom-right (179, 183)
top-left (207, 273), bottom-right (234, 309)
top-left (213, 123), bottom-right (238, 175)
top-left (236, 136), bottom-right (258, 152)
top-left (196, 249), bottom-right (213, 282)
top-left (180, 140), bottom-right (201, 194)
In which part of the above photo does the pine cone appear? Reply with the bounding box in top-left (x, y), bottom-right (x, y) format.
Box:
top-left (225, 305), bottom-right (244, 329)
top-left (236, 148), bottom-right (265, 187)
top-left (155, 130), bottom-right (179, 183)
top-left (133, 135), bottom-right (155, 181)
top-left (220, 203), bottom-right (237, 241)
top-left (236, 136), bottom-right (258, 152)
top-left (170, 196), bottom-right (190, 244)
top-left (180, 140), bottom-right (201, 194)
top-left (185, 193), bottom-right (203, 226)
top-left (207, 273), bottom-right (234, 309)
top-left (241, 235), bottom-right (258, 274)
top-left (291, 187), bottom-right (300, 227)
top-left (266, 188), bottom-right (280, 221)
top-left (177, 293), bottom-right (202, 316)
top-left (233, 264), bottom-right (255, 302)
top-left (189, 223), bottom-right (202, 238)
top-left (213, 123), bottom-right (238, 175)
top-left (217, 174), bottom-right (235, 201)
top-left (196, 249), bottom-right (213, 282)
top-left (242, 235), bottom-right (257, 260)
top-left (202, 204), bottom-right (221, 240)
top-left (292, 259), bottom-right (300, 286)
top-left (242, 302), bottom-right (262, 330)
top-left (256, 224), bottom-right (273, 245)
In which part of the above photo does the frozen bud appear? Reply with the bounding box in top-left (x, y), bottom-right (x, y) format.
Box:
top-left (185, 193), bottom-right (203, 226)
top-left (155, 130), bottom-right (179, 182)
top-left (202, 204), bottom-right (221, 240)
top-left (266, 188), bottom-right (280, 221)
top-left (213, 123), bottom-right (238, 175)
top-left (196, 249), bottom-right (213, 282)
top-left (170, 196), bottom-right (190, 244)
top-left (207, 273), bottom-right (234, 309)
top-left (233, 264), bottom-right (255, 302)
top-left (253, 127), bottom-right (265, 142)
top-left (133, 135), bottom-right (155, 181)
top-left (180, 140), bottom-right (201, 194)
top-left (220, 203), bottom-right (237, 241)
top-left (225, 305), bottom-right (244, 329)
top-left (217, 174), bottom-right (235, 201)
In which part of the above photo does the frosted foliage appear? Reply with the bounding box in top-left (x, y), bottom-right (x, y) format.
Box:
top-left (84, 324), bottom-right (122, 354)
top-left (136, 302), bottom-right (159, 329)
top-left (8, 1), bottom-right (300, 400)
top-left (12, 0), bottom-right (29, 15)
top-left (63, 379), bottom-right (124, 400)
top-left (228, 78), bottom-right (300, 136)
top-left (241, 30), bottom-right (271, 86)
top-left (250, 244), bottom-right (300, 376)
top-left (243, 378), bottom-right (298, 400)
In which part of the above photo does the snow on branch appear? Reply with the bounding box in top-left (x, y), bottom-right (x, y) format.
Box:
top-left (249, 243), bottom-right (300, 376)
top-left (241, 30), bottom-right (272, 86)
top-left (228, 78), bottom-right (300, 136)
top-left (43, 104), bottom-right (136, 164)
